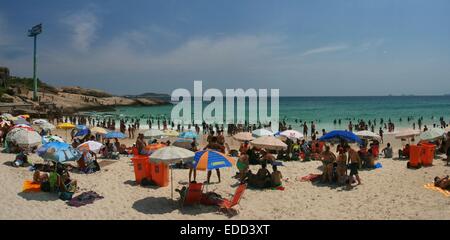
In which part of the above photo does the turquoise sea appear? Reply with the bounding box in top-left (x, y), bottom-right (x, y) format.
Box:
top-left (94, 96), bottom-right (450, 131)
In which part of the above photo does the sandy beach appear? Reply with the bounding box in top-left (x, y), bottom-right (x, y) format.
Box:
top-left (1, 128), bottom-right (449, 220)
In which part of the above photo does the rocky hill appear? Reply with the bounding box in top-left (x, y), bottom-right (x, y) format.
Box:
top-left (0, 77), bottom-right (170, 114)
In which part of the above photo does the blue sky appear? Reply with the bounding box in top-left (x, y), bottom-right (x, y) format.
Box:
top-left (1, 0), bottom-right (449, 96)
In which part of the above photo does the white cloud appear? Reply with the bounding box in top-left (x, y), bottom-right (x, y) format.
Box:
top-left (301, 44), bottom-right (349, 57)
top-left (62, 10), bottom-right (99, 52)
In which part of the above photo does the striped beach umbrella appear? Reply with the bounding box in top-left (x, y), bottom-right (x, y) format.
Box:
top-left (193, 150), bottom-right (235, 171)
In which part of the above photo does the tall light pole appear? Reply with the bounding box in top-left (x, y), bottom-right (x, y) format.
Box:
top-left (28, 23), bottom-right (42, 101)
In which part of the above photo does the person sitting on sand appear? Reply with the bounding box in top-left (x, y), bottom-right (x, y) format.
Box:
top-left (382, 143), bottom-right (393, 158)
top-left (136, 133), bottom-right (147, 155)
top-left (320, 145), bottom-right (336, 183)
top-left (33, 170), bottom-right (50, 183)
top-left (434, 176), bottom-right (450, 190)
top-left (237, 153), bottom-right (249, 182)
top-left (336, 146), bottom-right (348, 185)
top-left (256, 162), bottom-right (272, 188)
top-left (239, 140), bottom-right (250, 155)
top-left (399, 144), bottom-right (410, 159)
top-left (271, 165), bottom-right (283, 187)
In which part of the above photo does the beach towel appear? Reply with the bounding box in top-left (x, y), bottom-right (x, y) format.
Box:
top-left (272, 161), bottom-right (284, 167)
top-left (271, 186), bottom-right (285, 191)
top-left (22, 180), bottom-right (41, 192)
top-left (297, 174), bottom-right (321, 182)
top-left (67, 191), bottom-right (104, 207)
top-left (424, 183), bottom-right (450, 197)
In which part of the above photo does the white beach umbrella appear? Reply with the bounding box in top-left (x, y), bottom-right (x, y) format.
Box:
top-left (77, 140), bottom-right (104, 154)
top-left (39, 122), bottom-right (56, 130)
top-left (143, 129), bottom-right (164, 139)
top-left (149, 146), bottom-right (195, 199)
top-left (280, 130), bottom-right (304, 140)
top-left (252, 128), bottom-right (274, 138)
top-left (395, 130), bottom-right (421, 139)
top-left (251, 135), bottom-right (288, 151)
top-left (355, 130), bottom-right (381, 141)
top-left (419, 128), bottom-right (445, 141)
top-left (6, 128), bottom-right (41, 148)
top-left (32, 119), bottom-right (49, 125)
top-left (233, 132), bottom-right (255, 142)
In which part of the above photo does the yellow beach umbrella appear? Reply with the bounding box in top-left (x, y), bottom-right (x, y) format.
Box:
top-left (163, 129), bottom-right (179, 137)
top-left (57, 123), bottom-right (76, 129)
top-left (57, 123), bottom-right (76, 141)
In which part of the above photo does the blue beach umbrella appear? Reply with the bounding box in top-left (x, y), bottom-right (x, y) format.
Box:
top-left (319, 130), bottom-right (363, 145)
top-left (193, 150), bottom-right (235, 171)
top-left (178, 131), bottom-right (198, 139)
top-left (75, 125), bottom-right (88, 130)
top-left (104, 131), bottom-right (126, 139)
top-left (37, 142), bottom-right (81, 163)
top-left (74, 128), bottom-right (90, 137)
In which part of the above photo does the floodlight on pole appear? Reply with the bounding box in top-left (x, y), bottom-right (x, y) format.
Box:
top-left (28, 23), bottom-right (42, 102)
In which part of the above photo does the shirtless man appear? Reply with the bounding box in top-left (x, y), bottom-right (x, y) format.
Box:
top-left (261, 149), bottom-right (275, 164)
top-left (320, 145), bottom-right (336, 183)
top-left (346, 144), bottom-right (361, 186)
top-left (271, 165), bottom-right (283, 187)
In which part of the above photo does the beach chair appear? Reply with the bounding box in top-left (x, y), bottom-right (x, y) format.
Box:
top-left (181, 182), bottom-right (204, 207)
top-left (219, 183), bottom-right (247, 210)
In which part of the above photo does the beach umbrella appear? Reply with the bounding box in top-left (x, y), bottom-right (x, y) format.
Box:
top-left (172, 138), bottom-right (196, 150)
top-left (6, 128), bottom-right (41, 148)
top-left (419, 128), bottom-right (445, 141)
top-left (104, 131), bottom-right (126, 139)
top-left (395, 130), bottom-right (420, 139)
top-left (150, 146), bottom-right (195, 199)
top-left (90, 126), bottom-right (108, 135)
top-left (280, 130), bottom-right (304, 140)
top-left (250, 135), bottom-right (288, 150)
top-left (252, 129), bottom-right (274, 138)
top-left (11, 124), bottom-right (34, 131)
top-left (193, 150), bottom-right (236, 171)
top-left (13, 118), bottom-right (30, 125)
top-left (17, 114), bottom-right (30, 119)
top-left (1, 113), bottom-right (15, 121)
top-left (32, 119), bottom-right (49, 125)
top-left (76, 125), bottom-right (88, 130)
top-left (355, 130), bottom-right (381, 141)
top-left (42, 135), bottom-right (65, 144)
top-left (74, 128), bottom-right (90, 137)
top-left (163, 129), bottom-right (179, 137)
top-left (78, 140), bottom-right (104, 154)
top-left (319, 130), bottom-right (363, 145)
top-left (178, 131), bottom-right (198, 139)
top-left (37, 142), bottom-right (81, 163)
top-left (0, 120), bottom-right (11, 127)
top-left (232, 132), bottom-right (254, 142)
top-left (39, 122), bottom-right (56, 131)
top-left (144, 143), bottom-right (167, 154)
top-left (57, 123), bottom-right (76, 130)
top-left (143, 129), bottom-right (164, 139)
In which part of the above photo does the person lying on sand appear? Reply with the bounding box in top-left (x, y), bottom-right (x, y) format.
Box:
top-left (434, 176), bottom-right (450, 190)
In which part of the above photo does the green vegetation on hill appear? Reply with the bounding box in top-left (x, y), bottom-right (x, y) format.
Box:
top-left (0, 76), bottom-right (58, 98)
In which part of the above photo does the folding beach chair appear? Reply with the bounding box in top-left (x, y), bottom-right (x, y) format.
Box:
top-left (219, 183), bottom-right (247, 210)
top-left (181, 182), bottom-right (204, 207)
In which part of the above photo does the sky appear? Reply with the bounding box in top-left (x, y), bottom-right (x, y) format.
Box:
top-left (0, 0), bottom-right (450, 96)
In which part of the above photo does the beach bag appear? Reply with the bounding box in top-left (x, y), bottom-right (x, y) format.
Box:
top-left (58, 191), bottom-right (74, 201)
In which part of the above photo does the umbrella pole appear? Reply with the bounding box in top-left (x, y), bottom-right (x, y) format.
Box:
top-left (171, 167), bottom-right (173, 200)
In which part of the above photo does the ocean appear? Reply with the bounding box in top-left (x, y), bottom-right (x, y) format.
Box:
top-left (94, 96), bottom-right (450, 131)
